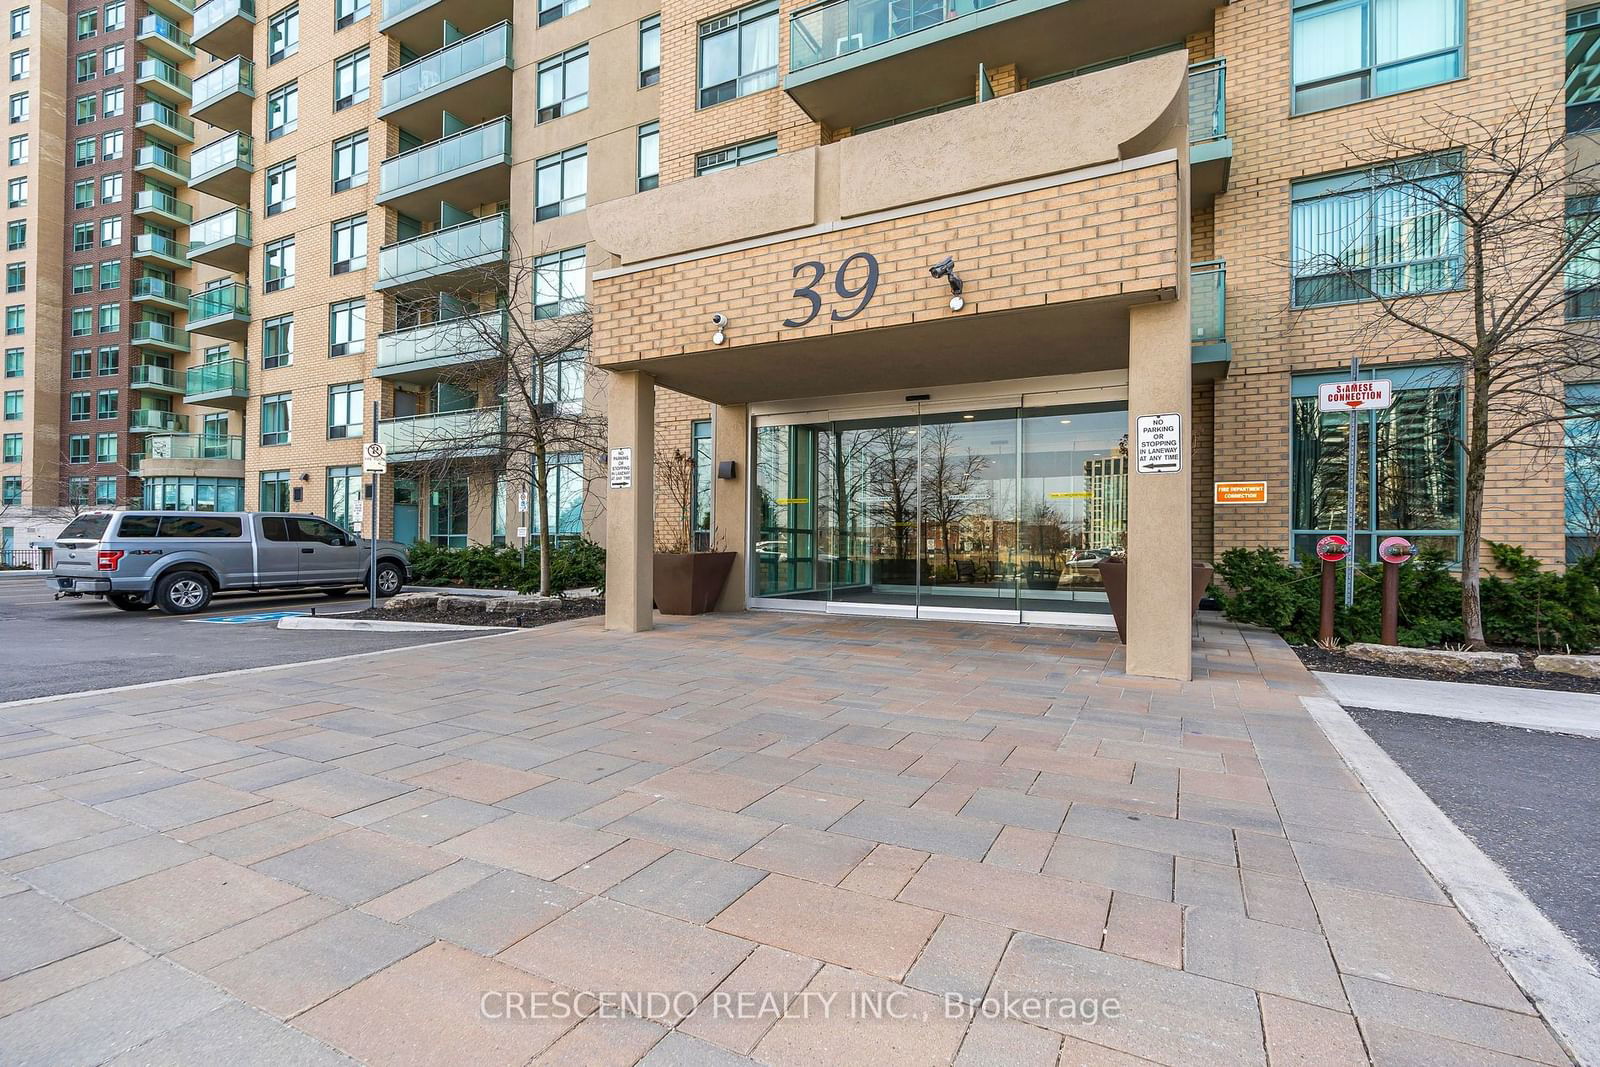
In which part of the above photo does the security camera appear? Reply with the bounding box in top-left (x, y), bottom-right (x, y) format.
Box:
top-left (929, 257), bottom-right (955, 280)
top-left (711, 313), bottom-right (729, 328)
top-left (929, 256), bottom-right (964, 300)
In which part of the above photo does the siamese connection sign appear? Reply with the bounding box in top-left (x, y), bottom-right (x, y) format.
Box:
top-left (1317, 379), bottom-right (1393, 412)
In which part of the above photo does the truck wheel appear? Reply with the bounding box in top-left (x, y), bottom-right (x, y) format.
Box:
top-left (154, 571), bottom-right (212, 615)
top-left (108, 593), bottom-right (152, 612)
top-left (372, 561), bottom-right (404, 598)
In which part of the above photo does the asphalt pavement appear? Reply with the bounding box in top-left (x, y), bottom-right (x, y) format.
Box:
top-left (1350, 707), bottom-right (1600, 966)
top-left (0, 575), bottom-right (502, 702)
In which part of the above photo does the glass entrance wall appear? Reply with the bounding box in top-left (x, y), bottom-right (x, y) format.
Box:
top-left (752, 402), bottom-right (1129, 622)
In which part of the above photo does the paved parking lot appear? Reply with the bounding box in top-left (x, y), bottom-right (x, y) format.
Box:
top-left (0, 576), bottom-right (499, 702)
top-left (0, 613), bottom-right (1574, 1065)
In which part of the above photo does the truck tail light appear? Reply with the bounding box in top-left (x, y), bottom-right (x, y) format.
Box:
top-left (96, 550), bottom-right (124, 571)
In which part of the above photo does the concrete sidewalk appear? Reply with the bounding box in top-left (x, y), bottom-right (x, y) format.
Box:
top-left (1317, 671), bottom-right (1600, 739)
top-left (0, 615), bottom-right (1578, 1065)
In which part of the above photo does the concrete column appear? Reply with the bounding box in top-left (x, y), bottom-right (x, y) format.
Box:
top-left (713, 403), bottom-right (750, 612)
top-left (604, 370), bottom-right (655, 632)
top-left (1126, 299), bottom-right (1194, 681)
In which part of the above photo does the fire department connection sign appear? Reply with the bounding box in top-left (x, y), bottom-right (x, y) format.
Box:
top-left (1135, 414), bottom-right (1182, 474)
top-left (1318, 379), bottom-right (1393, 412)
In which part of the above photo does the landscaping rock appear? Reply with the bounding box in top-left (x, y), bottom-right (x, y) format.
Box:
top-left (1533, 654), bottom-right (1600, 678)
top-left (384, 593), bottom-right (438, 611)
top-left (435, 594), bottom-right (490, 613)
top-left (487, 595), bottom-right (562, 613)
top-left (1346, 643), bottom-right (1519, 673)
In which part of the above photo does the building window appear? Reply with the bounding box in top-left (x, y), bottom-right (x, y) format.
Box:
top-left (4, 347), bottom-right (21, 375)
top-left (531, 454), bottom-right (586, 537)
top-left (75, 10), bottom-right (93, 37)
top-left (3, 262), bottom-right (20, 292)
top-left (99, 216), bottom-right (120, 246)
top-left (68, 393), bottom-right (90, 420)
top-left (72, 223), bottom-right (92, 251)
top-left (70, 308), bottom-right (91, 336)
top-left (430, 473), bottom-right (468, 547)
top-left (2, 389), bottom-right (19, 419)
top-left (1566, 383), bottom-right (1600, 559)
top-left (1291, 0), bottom-right (1463, 115)
top-left (1290, 155), bottom-right (1463, 308)
top-left (95, 431), bottom-right (116, 462)
top-left (326, 465), bottom-right (362, 528)
top-left (535, 146), bottom-right (587, 220)
top-left (330, 215), bottom-right (367, 274)
top-left (333, 46), bottom-right (368, 110)
top-left (261, 392), bottom-right (291, 445)
top-left (328, 298), bottom-right (365, 356)
top-left (141, 476), bottom-right (244, 511)
top-left (637, 121), bottom-right (660, 191)
top-left (101, 85), bottom-right (121, 116)
top-left (74, 137), bottom-right (93, 166)
top-left (267, 2), bottom-right (298, 63)
top-left (698, 0), bottom-right (777, 108)
top-left (72, 266), bottom-right (93, 296)
top-left (539, 0), bottom-right (586, 26)
top-left (537, 46), bottom-right (588, 122)
top-left (102, 42), bottom-right (122, 74)
top-left (267, 82), bottom-right (298, 140)
top-left (95, 389), bottom-right (117, 420)
top-left (97, 303), bottom-right (118, 332)
top-left (534, 247), bottom-right (585, 319)
top-left (94, 476), bottom-right (117, 504)
top-left (73, 52), bottom-right (92, 82)
top-left (103, 0), bottom-right (123, 32)
top-left (332, 130), bottom-right (367, 191)
top-left (101, 129), bottom-right (121, 159)
top-left (1, 475), bottom-right (18, 502)
top-left (264, 236), bottom-right (295, 292)
top-left (695, 134), bottom-right (777, 176)
top-left (97, 346), bottom-right (117, 374)
top-left (1291, 365), bottom-right (1463, 561)
top-left (5, 175), bottom-right (23, 207)
top-left (100, 173), bottom-right (121, 204)
top-left (5, 89), bottom-right (22, 121)
top-left (99, 261), bottom-right (120, 290)
top-left (262, 314), bottom-right (293, 368)
top-left (691, 419), bottom-right (712, 549)
top-left (639, 14), bottom-right (661, 87)
top-left (68, 434), bottom-right (90, 463)
top-left (6, 47), bottom-right (22, 80)
top-left (74, 93), bottom-right (93, 124)
top-left (4, 131), bottom-right (20, 161)
top-left (260, 469), bottom-right (290, 511)
top-left (327, 383), bottom-right (363, 439)
top-left (1, 432), bottom-right (17, 461)
top-left (540, 351), bottom-right (585, 416)
top-left (69, 349), bottom-right (93, 377)
top-left (4, 303), bottom-right (23, 333)
top-left (266, 159), bottom-right (296, 215)
top-left (335, 0), bottom-right (368, 29)
top-left (5, 220), bottom-right (21, 249)
top-left (7, 7), bottom-right (24, 39)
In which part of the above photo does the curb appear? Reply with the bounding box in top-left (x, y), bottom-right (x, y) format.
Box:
top-left (1314, 670), bottom-right (1600, 739)
top-left (277, 616), bottom-right (508, 633)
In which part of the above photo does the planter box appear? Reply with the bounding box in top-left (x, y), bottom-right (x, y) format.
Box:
top-left (653, 551), bottom-right (735, 615)
top-left (1096, 560), bottom-right (1214, 644)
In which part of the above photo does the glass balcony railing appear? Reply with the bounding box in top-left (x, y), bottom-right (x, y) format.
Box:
top-left (137, 57), bottom-right (192, 96)
top-left (1191, 260), bottom-right (1225, 343)
top-left (377, 310), bottom-right (506, 372)
top-left (134, 234), bottom-right (190, 265)
top-left (379, 118), bottom-right (509, 197)
top-left (133, 189), bottom-right (193, 224)
top-left (136, 144), bottom-right (190, 180)
top-left (381, 21), bottom-right (510, 111)
top-left (129, 409), bottom-right (191, 433)
top-left (194, 0), bottom-right (256, 38)
top-left (137, 14), bottom-right (194, 55)
top-left (1188, 58), bottom-right (1225, 144)
top-left (137, 433), bottom-right (244, 464)
top-left (132, 277), bottom-right (192, 305)
top-left (185, 360), bottom-right (247, 396)
top-left (136, 100), bottom-right (195, 140)
top-left (189, 209), bottom-right (251, 252)
top-left (378, 213), bottom-right (507, 287)
top-left (129, 364), bottom-right (182, 390)
top-left (190, 133), bottom-right (253, 180)
top-left (189, 284), bottom-right (250, 322)
top-left (379, 407), bottom-right (504, 458)
top-left (132, 320), bottom-right (190, 349)
top-left (193, 56), bottom-right (255, 110)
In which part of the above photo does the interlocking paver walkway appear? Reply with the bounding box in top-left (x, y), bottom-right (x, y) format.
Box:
top-left (0, 614), bottom-right (1577, 1065)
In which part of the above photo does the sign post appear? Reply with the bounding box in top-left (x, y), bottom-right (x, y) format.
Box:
top-left (517, 490), bottom-right (528, 567)
top-left (1319, 365), bottom-right (1393, 606)
top-left (362, 413), bottom-right (387, 612)
top-left (1377, 536), bottom-right (1415, 646)
top-left (1315, 534), bottom-right (1350, 643)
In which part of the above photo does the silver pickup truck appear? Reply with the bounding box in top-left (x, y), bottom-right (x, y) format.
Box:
top-left (52, 510), bottom-right (411, 615)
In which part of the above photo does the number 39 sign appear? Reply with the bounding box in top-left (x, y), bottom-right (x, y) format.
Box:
top-left (783, 252), bottom-right (880, 328)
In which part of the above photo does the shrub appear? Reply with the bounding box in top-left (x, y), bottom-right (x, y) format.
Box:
top-left (407, 538), bottom-right (605, 596)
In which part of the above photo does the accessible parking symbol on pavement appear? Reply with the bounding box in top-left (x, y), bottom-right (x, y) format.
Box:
top-left (193, 611), bottom-right (307, 624)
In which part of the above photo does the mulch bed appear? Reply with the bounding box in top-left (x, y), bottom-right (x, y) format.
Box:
top-left (1294, 643), bottom-right (1600, 695)
top-left (344, 598), bottom-right (605, 629)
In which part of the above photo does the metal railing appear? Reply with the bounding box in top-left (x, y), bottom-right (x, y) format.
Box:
top-left (184, 360), bottom-right (247, 396)
top-left (131, 320), bottom-right (190, 348)
top-left (138, 14), bottom-right (194, 54)
top-left (136, 143), bottom-right (190, 180)
top-left (132, 277), bottom-right (192, 304)
top-left (129, 409), bottom-right (190, 433)
top-left (0, 547), bottom-right (48, 570)
top-left (136, 100), bottom-right (195, 140)
top-left (194, 0), bottom-right (256, 38)
top-left (193, 56), bottom-right (255, 110)
top-left (189, 208), bottom-right (251, 251)
top-left (378, 213), bottom-right (507, 287)
top-left (129, 363), bottom-right (182, 389)
top-left (1191, 260), bottom-right (1225, 343)
top-left (1188, 58), bottom-right (1225, 144)
top-left (379, 117), bottom-right (509, 196)
top-left (134, 233), bottom-right (190, 264)
top-left (378, 407), bottom-right (504, 457)
top-left (381, 21), bottom-right (510, 111)
top-left (189, 284), bottom-right (250, 321)
top-left (377, 310), bottom-right (506, 370)
top-left (137, 432), bottom-right (243, 461)
top-left (137, 57), bottom-right (192, 95)
top-left (190, 132), bottom-right (253, 181)
top-left (134, 189), bottom-right (193, 224)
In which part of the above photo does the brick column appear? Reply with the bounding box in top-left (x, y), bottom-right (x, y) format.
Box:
top-left (713, 403), bottom-right (749, 612)
top-left (605, 370), bottom-right (655, 632)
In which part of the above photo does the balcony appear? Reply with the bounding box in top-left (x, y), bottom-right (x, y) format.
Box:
top-left (133, 189), bottom-right (193, 229)
top-left (145, 0), bottom-right (194, 22)
top-left (137, 14), bottom-right (195, 63)
top-left (136, 58), bottom-right (191, 106)
top-left (378, 22), bottom-right (511, 140)
top-left (379, 0), bottom-right (511, 56)
top-left (188, 208), bottom-right (251, 271)
top-left (187, 283), bottom-right (250, 341)
top-left (131, 277), bottom-right (192, 312)
top-left (136, 100), bottom-right (195, 145)
top-left (376, 117), bottom-right (511, 218)
top-left (135, 143), bottom-right (189, 187)
top-left (193, 0), bottom-right (256, 59)
top-left (191, 56), bottom-right (255, 131)
top-left (785, 0), bottom-right (1217, 129)
top-left (376, 212), bottom-right (507, 292)
top-left (378, 407), bottom-right (504, 462)
top-left (128, 409), bottom-right (192, 434)
top-left (183, 360), bottom-right (248, 408)
top-left (128, 364), bottom-right (184, 393)
top-left (133, 233), bottom-right (191, 271)
top-left (376, 310), bottom-right (506, 382)
top-left (1188, 58), bottom-right (1230, 205)
top-left (189, 133), bottom-right (253, 204)
top-left (132, 320), bottom-right (192, 355)
top-left (1191, 259), bottom-right (1228, 377)
top-left (131, 433), bottom-right (244, 477)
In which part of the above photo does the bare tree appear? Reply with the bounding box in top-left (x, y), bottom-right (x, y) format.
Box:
top-left (1293, 95), bottom-right (1600, 646)
top-left (387, 244), bottom-right (609, 596)
top-left (919, 422), bottom-right (989, 570)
